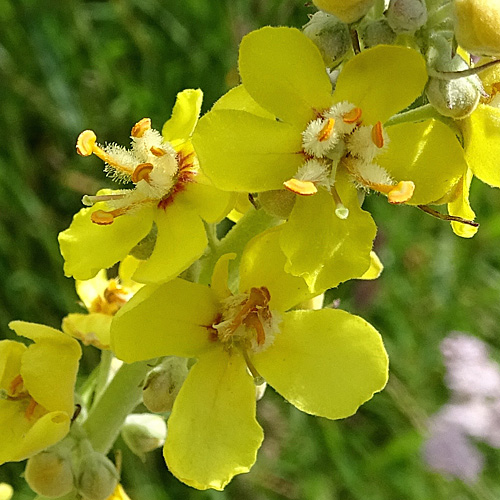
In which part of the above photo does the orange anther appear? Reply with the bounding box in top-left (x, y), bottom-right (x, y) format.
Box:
top-left (25, 398), bottom-right (38, 420)
top-left (388, 181), bottom-right (415, 204)
top-left (131, 162), bottom-right (154, 183)
top-left (150, 146), bottom-right (167, 157)
top-left (76, 130), bottom-right (97, 156)
top-left (342, 107), bottom-right (362, 124)
top-left (371, 121), bottom-right (384, 148)
top-left (283, 178), bottom-right (318, 196)
top-left (131, 118), bottom-right (152, 138)
top-left (91, 210), bottom-right (115, 225)
top-left (245, 312), bottom-right (266, 346)
top-left (8, 374), bottom-right (24, 397)
top-left (318, 117), bottom-right (335, 142)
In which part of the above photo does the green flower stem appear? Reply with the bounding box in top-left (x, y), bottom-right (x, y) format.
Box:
top-left (93, 349), bottom-right (113, 405)
top-left (82, 359), bottom-right (151, 454)
top-left (197, 208), bottom-right (278, 287)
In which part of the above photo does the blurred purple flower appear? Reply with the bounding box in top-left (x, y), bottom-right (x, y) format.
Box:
top-left (423, 332), bottom-right (500, 482)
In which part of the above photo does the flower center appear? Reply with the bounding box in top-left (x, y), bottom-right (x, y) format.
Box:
top-left (2, 374), bottom-right (43, 421)
top-left (284, 101), bottom-right (415, 212)
top-left (212, 287), bottom-right (281, 354)
top-left (76, 118), bottom-right (197, 225)
top-left (89, 280), bottom-right (133, 316)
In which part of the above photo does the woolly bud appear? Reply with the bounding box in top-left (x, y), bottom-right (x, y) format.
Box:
top-left (386, 0), bottom-right (427, 34)
top-left (303, 12), bottom-right (351, 67)
top-left (77, 452), bottom-right (118, 500)
top-left (25, 450), bottom-right (74, 498)
top-left (121, 413), bottom-right (167, 460)
top-left (258, 190), bottom-right (296, 220)
top-left (360, 19), bottom-right (396, 48)
top-left (454, 0), bottom-right (500, 56)
top-left (312, 0), bottom-right (376, 24)
top-left (142, 357), bottom-right (189, 413)
top-left (426, 39), bottom-right (482, 118)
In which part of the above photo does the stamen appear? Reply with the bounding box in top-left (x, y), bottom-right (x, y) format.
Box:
top-left (131, 118), bottom-right (151, 138)
top-left (283, 178), bottom-right (318, 196)
top-left (76, 130), bottom-right (97, 156)
top-left (82, 193), bottom-right (126, 206)
top-left (131, 163), bottom-right (154, 183)
top-left (8, 374), bottom-right (24, 397)
top-left (91, 210), bottom-right (116, 225)
top-left (387, 181), bottom-right (415, 204)
top-left (244, 312), bottom-right (266, 346)
top-left (25, 398), bottom-right (38, 420)
top-left (318, 118), bottom-right (335, 142)
top-left (343, 107), bottom-right (362, 124)
top-left (371, 121), bottom-right (384, 148)
top-left (150, 146), bottom-right (167, 157)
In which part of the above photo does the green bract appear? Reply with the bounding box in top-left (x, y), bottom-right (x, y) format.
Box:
top-left (111, 231), bottom-right (389, 490)
top-left (58, 89), bottom-right (234, 284)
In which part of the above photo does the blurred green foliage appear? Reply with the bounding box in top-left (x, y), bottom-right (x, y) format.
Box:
top-left (1, 1), bottom-right (500, 499)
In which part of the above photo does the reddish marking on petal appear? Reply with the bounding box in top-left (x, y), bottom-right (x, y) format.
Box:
top-left (283, 178), bottom-right (318, 196)
top-left (318, 118), bottom-right (335, 142)
top-left (371, 121), bottom-right (384, 148)
top-left (343, 107), bottom-right (362, 124)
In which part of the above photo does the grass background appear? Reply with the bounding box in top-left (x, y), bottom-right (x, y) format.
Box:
top-left (1, 0), bottom-right (500, 498)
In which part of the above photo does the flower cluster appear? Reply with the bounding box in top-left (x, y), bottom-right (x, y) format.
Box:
top-left (3, 0), bottom-right (500, 496)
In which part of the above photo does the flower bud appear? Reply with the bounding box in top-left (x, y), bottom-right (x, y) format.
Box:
top-left (25, 450), bottom-right (74, 498)
top-left (77, 452), bottom-right (118, 500)
top-left (0, 483), bottom-right (13, 500)
top-left (258, 190), bottom-right (296, 220)
top-left (142, 357), bottom-right (189, 413)
top-left (121, 413), bottom-right (167, 460)
top-left (303, 12), bottom-right (351, 67)
top-left (454, 0), bottom-right (500, 56)
top-left (386, 0), bottom-right (427, 34)
top-left (360, 19), bottom-right (396, 48)
top-left (312, 0), bottom-right (376, 24)
top-left (426, 38), bottom-right (482, 118)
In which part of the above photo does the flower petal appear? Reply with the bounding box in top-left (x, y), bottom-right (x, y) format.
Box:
top-left (254, 309), bottom-right (388, 419)
top-left (193, 109), bottom-right (304, 192)
top-left (377, 120), bottom-right (466, 205)
top-left (59, 203), bottom-right (155, 281)
top-left (211, 253), bottom-right (237, 301)
top-left (62, 313), bottom-right (113, 349)
top-left (333, 45), bottom-right (427, 124)
top-left (164, 348), bottom-right (263, 490)
top-left (212, 85), bottom-right (275, 119)
top-left (75, 270), bottom-right (108, 310)
top-left (162, 89), bottom-right (203, 146)
top-left (462, 104), bottom-right (500, 187)
top-left (0, 403), bottom-right (70, 464)
top-left (9, 322), bottom-right (81, 415)
top-left (448, 169), bottom-right (478, 238)
top-left (0, 340), bottom-right (26, 390)
top-left (239, 226), bottom-right (313, 312)
top-left (280, 174), bottom-right (376, 293)
top-left (132, 203), bottom-right (207, 284)
top-left (239, 27), bottom-right (333, 126)
top-left (111, 279), bottom-right (219, 363)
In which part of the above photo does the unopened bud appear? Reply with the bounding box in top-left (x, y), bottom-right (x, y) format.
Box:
top-left (77, 452), bottom-right (118, 500)
top-left (454, 0), bottom-right (500, 56)
top-left (25, 450), bottom-right (74, 498)
top-left (386, 0), bottom-right (427, 33)
top-left (121, 413), bottom-right (167, 460)
top-left (0, 484), bottom-right (13, 500)
top-left (142, 357), bottom-right (189, 413)
top-left (303, 12), bottom-right (351, 67)
top-left (426, 42), bottom-right (482, 118)
top-left (360, 19), bottom-right (396, 48)
top-left (312, 0), bottom-right (376, 24)
top-left (258, 190), bottom-right (296, 220)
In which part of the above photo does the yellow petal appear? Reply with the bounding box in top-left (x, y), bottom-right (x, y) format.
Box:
top-left (211, 253), bottom-right (237, 301)
top-left (448, 169), bottom-right (478, 238)
top-left (360, 251), bottom-right (384, 280)
top-left (164, 348), bottom-right (263, 490)
top-left (62, 313), bottom-right (113, 349)
top-left (0, 340), bottom-right (26, 390)
top-left (76, 270), bottom-right (109, 310)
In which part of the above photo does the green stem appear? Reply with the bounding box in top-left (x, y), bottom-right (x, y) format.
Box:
top-left (197, 208), bottom-right (278, 287)
top-left (93, 349), bottom-right (113, 406)
top-left (83, 359), bottom-right (151, 454)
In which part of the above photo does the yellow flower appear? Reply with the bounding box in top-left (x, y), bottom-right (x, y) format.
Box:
top-left (313, 0), bottom-right (376, 23)
top-left (0, 322), bottom-right (81, 465)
